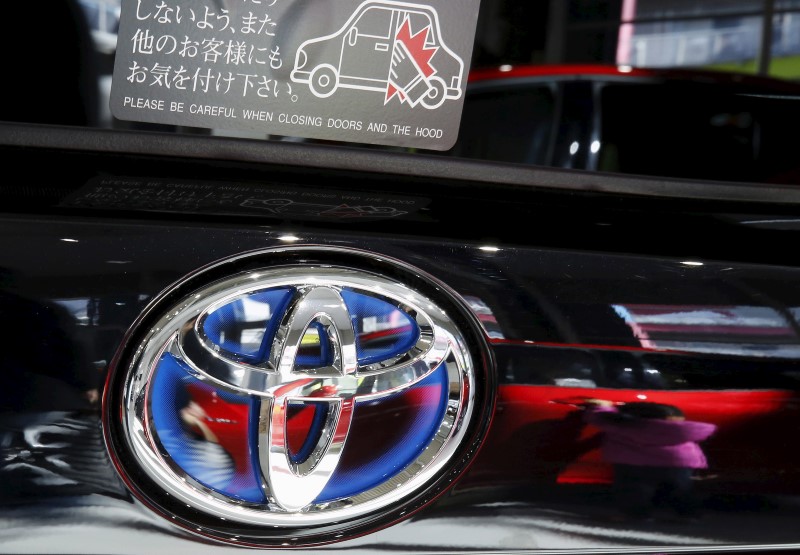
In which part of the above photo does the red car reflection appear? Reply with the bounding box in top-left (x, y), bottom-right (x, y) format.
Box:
top-left (460, 344), bottom-right (800, 496)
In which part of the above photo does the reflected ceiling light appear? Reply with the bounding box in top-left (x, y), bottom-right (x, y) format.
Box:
top-left (499, 64), bottom-right (513, 72)
top-left (107, 260), bottom-right (132, 265)
top-left (636, 394), bottom-right (647, 400)
top-left (479, 246), bottom-right (500, 252)
top-left (618, 65), bottom-right (633, 73)
top-left (569, 141), bottom-right (580, 155)
top-left (681, 261), bottom-right (704, 267)
top-left (60, 238), bottom-right (79, 243)
top-left (590, 140), bottom-right (601, 154)
top-left (278, 234), bottom-right (301, 242)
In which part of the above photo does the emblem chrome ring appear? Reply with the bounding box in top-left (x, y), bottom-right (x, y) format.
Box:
top-left (104, 247), bottom-right (493, 545)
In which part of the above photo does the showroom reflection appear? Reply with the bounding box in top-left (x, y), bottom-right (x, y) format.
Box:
top-left (0, 267), bottom-right (135, 502)
top-left (437, 290), bottom-right (800, 547)
top-left (4, 253), bottom-right (800, 547)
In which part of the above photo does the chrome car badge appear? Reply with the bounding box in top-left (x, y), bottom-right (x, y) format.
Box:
top-left (105, 248), bottom-right (490, 545)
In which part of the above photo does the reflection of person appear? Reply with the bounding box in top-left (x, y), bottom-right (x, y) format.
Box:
top-left (180, 401), bottom-right (220, 443)
top-left (583, 399), bottom-right (716, 522)
top-left (169, 394), bottom-right (235, 488)
top-left (0, 268), bottom-right (96, 412)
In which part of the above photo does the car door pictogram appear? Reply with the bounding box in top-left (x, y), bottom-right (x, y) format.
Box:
top-left (291, 1), bottom-right (464, 109)
top-left (339, 6), bottom-right (396, 86)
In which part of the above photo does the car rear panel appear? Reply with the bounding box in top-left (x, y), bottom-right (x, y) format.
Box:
top-left (2, 125), bottom-right (800, 553)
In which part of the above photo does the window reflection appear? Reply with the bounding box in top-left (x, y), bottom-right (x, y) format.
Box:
top-left (463, 295), bottom-right (505, 339)
top-left (51, 298), bottom-right (91, 326)
top-left (612, 303), bottom-right (800, 357)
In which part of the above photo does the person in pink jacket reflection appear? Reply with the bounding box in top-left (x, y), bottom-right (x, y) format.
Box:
top-left (582, 399), bottom-right (717, 522)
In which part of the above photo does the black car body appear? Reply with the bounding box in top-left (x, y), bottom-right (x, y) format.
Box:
top-left (5, 119), bottom-right (800, 553)
top-left (5, 1), bottom-right (800, 554)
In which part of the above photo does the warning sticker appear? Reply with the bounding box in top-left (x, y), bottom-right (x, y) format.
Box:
top-left (110, 0), bottom-right (481, 150)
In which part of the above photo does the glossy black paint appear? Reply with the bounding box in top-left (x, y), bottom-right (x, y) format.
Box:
top-left (3, 125), bottom-right (800, 553)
